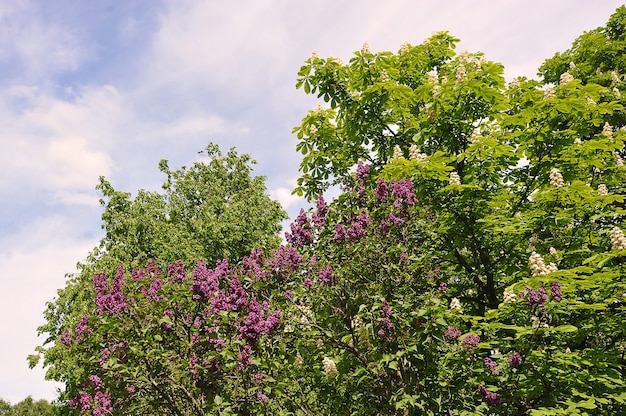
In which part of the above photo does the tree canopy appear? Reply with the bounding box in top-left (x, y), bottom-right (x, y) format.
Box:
top-left (33, 6), bottom-right (626, 415)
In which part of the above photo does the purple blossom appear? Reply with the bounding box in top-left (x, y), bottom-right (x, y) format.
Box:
top-left (484, 357), bottom-right (498, 375)
top-left (94, 266), bottom-right (128, 314)
top-left (190, 260), bottom-right (226, 303)
top-left (388, 213), bottom-right (405, 226)
top-left (390, 179), bottom-right (417, 206)
top-left (508, 352), bottom-right (522, 368)
top-left (75, 314), bottom-right (92, 342)
top-left (333, 223), bottom-right (348, 240)
top-left (356, 161), bottom-right (370, 183)
top-left (255, 373), bottom-right (267, 381)
top-left (304, 277), bottom-right (314, 289)
top-left (60, 329), bottom-right (73, 347)
top-left (257, 391), bottom-right (269, 404)
top-left (242, 248), bottom-right (267, 280)
top-left (163, 309), bottom-right (174, 329)
top-left (239, 344), bottom-right (252, 368)
top-left (126, 385), bottom-right (136, 394)
top-left (443, 326), bottom-right (462, 341)
top-left (478, 385), bottom-right (502, 407)
top-left (265, 246), bottom-right (303, 277)
top-left (378, 219), bottom-right (389, 236)
top-left (376, 178), bottom-right (389, 203)
top-left (168, 260), bottom-right (187, 283)
top-left (550, 281), bottom-right (562, 301)
top-left (376, 300), bottom-right (394, 342)
top-left (285, 290), bottom-right (293, 301)
top-left (311, 195), bottom-right (329, 227)
top-left (319, 265), bottom-right (334, 286)
top-left (462, 333), bottom-right (480, 349)
top-left (524, 286), bottom-right (547, 308)
top-left (99, 347), bottom-right (111, 367)
top-left (285, 209), bottom-right (314, 247)
top-left (399, 252), bottom-right (407, 264)
top-left (89, 375), bottom-right (104, 389)
top-left (438, 282), bottom-right (447, 292)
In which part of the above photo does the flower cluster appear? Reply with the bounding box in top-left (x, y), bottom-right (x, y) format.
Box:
top-left (528, 252), bottom-right (557, 276)
top-left (522, 286), bottom-right (547, 308)
top-left (508, 352), bottom-right (522, 368)
top-left (484, 357), bottom-right (498, 375)
top-left (376, 300), bottom-right (394, 341)
top-left (285, 208), bottom-right (314, 247)
top-left (379, 69), bottom-right (390, 83)
top-left (443, 326), bottom-right (462, 341)
top-left (478, 385), bottom-right (501, 407)
top-left (449, 171), bottom-right (461, 185)
top-left (602, 122), bottom-right (613, 140)
top-left (450, 297), bottom-right (462, 311)
top-left (560, 71), bottom-right (574, 84)
top-left (456, 64), bottom-right (467, 83)
top-left (94, 266), bottom-right (128, 315)
top-left (323, 356), bottom-right (338, 377)
top-left (462, 333), bottom-right (480, 349)
top-left (544, 85), bottom-right (555, 100)
top-left (409, 144), bottom-right (427, 161)
top-left (611, 226), bottom-right (626, 250)
top-left (392, 145), bottom-right (404, 160)
top-left (549, 168), bottom-right (564, 187)
top-left (503, 289), bottom-right (517, 303)
top-left (550, 281), bottom-right (562, 302)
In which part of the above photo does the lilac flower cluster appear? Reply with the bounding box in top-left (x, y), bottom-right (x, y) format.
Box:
top-left (334, 210), bottom-right (373, 240)
top-left (390, 179), bottom-right (417, 206)
top-left (285, 209), bottom-right (314, 247)
top-left (522, 286), bottom-right (547, 308)
top-left (167, 259), bottom-right (187, 283)
top-left (311, 195), bottom-right (329, 227)
top-left (376, 178), bottom-right (389, 203)
top-left (94, 266), bottom-right (128, 314)
top-left (241, 248), bottom-right (267, 281)
top-left (354, 161), bottom-right (370, 195)
top-left (319, 265), bottom-right (334, 286)
top-left (462, 333), bottom-right (480, 349)
top-left (239, 298), bottom-right (281, 343)
top-left (550, 281), bottom-right (562, 301)
top-left (376, 300), bottom-right (394, 342)
top-left (508, 352), bottom-right (522, 368)
top-left (69, 376), bottom-right (113, 415)
top-left (265, 246), bottom-right (304, 278)
top-left (59, 329), bottom-right (73, 346)
top-left (478, 385), bottom-right (502, 407)
top-left (484, 357), bottom-right (498, 375)
top-left (443, 326), bottom-right (461, 341)
top-left (72, 314), bottom-right (92, 343)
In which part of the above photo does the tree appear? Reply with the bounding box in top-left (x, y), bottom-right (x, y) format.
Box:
top-left (0, 397), bottom-right (58, 416)
top-left (31, 144), bottom-right (287, 412)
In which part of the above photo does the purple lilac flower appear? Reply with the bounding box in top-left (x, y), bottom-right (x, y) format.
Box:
top-left (438, 282), bottom-right (447, 292)
top-left (508, 352), bottom-right (522, 368)
top-left (462, 334), bottom-right (480, 349)
top-left (376, 178), bottom-right (389, 203)
top-left (285, 290), bottom-right (293, 301)
top-left (242, 248), bottom-right (267, 280)
top-left (304, 277), bottom-right (314, 289)
top-left (399, 252), bottom-right (407, 264)
top-left (257, 391), bottom-right (269, 404)
top-left (356, 161), bottom-right (370, 183)
top-left (333, 223), bottom-right (348, 240)
top-left (59, 329), bottom-right (73, 347)
top-left (190, 261), bottom-right (225, 303)
top-left (443, 326), bottom-right (461, 341)
top-left (319, 265), bottom-right (334, 286)
top-left (265, 246), bottom-right (304, 277)
top-left (89, 375), bottom-right (104, 389)
top-left (524, 286), bottom-right (547, 308)
top-left (378, 219), bottom-right (389, 236)
top-left (550, 281), bottom-right (562, 302)
top-left (127, 385), bottom-right (136, 394)
top-left (239, 344), bottom-right (252, 368)
top-left (390, 179), bottom-right (417, 206)
top-left (484, 357), bottom-right (498, 375)
top-left (285, 209), bottom-right (314, 247)
top-left (255, 373), bottom-right (267, 381)
top-left (168, 260), bottom-right (187, 283)
top-left (99, 347), bottom-right (111, 367)
top-left (311, 195), bottom-right (329, 227)
top-left (388, 213), bottom-right (405, 226)
top-left (163, 310), bottom-right (174, 329)
top-left (478, 385), bottom-right (502, 407)
top-left (94, 266), bottom-right (128, 314)
top-left (376, 300), bottom-right (394, 342)
top-left (75, 314), bottom-right (92, 342)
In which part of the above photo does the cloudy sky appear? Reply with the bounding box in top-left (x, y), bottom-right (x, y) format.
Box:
top-left (0, 0), bottom-right (623, 404)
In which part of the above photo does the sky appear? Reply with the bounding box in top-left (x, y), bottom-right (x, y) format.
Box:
top-left (0, 0), bottom-right (624, 404)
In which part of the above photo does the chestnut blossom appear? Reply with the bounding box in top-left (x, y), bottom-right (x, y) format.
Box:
top-left (392, 145), bottom-right (404, 160)
top-left (611, 227), bottom-right (626, 250)
top-left (361, 41), bottom-right (370, 54)
top-left (602, 122), bottom-right (613, 140)
top-left (503, 289), bottom-right (517, 303)
top-left (560, 71), bottom-right (574, 84)
top-left (323, 357), bottom-right (338, 377)
top-left (456, 64), bottom-right (467, 83)
top-left (549, 168), bottom-right (564, 187)
top-left (449, 171), bottom-right (461, 185)
top-left (409, 145), bottom-right (427, 161)
top-left (450, 297), bottom-right (462, 310)
top-left (598, 184), bottom-right (608, 196)
top-left (544, 85), bottom-right (555, 100)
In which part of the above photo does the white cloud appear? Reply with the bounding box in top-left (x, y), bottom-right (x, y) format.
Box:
top-left (269, 186), bottom-right (304, 212)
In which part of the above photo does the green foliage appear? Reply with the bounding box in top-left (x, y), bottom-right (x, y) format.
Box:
top-left (0, 397), bottom-right (58, 416)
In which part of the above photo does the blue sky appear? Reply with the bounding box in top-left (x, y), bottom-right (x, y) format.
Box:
top-left (0, 0), bottom-right (623, 404)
